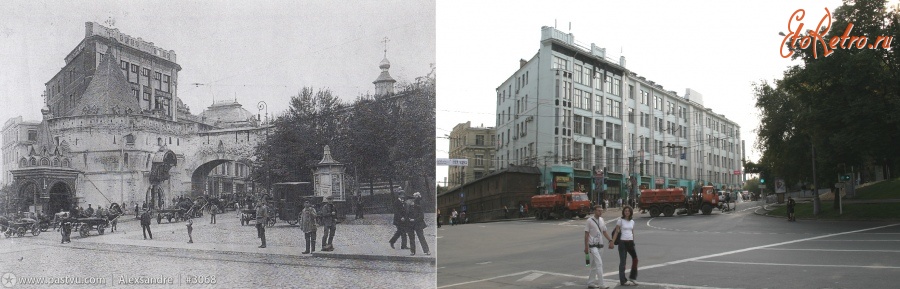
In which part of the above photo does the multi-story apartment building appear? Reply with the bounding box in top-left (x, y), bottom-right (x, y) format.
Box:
top-left (447, 121), bottom-right (496, 188)
top-left (495, 26), bottom-right (743, 201)
top-left (1, 117), bottom-right (41, 187)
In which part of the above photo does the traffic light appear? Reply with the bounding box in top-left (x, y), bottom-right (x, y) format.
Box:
top-left (840, 174), bottom-right (851, 182)
top-left (760, 178), bottom-right (765, 184)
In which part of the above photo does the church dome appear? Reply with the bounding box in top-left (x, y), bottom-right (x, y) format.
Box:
top-left (198, 100), bottom-right (256, 128)
top-left (379, 57), bottom-right (391, 69)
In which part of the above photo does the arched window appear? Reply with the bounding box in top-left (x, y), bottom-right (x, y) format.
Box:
top-left (62, 158), bottom-right (70, 168)
top-left (30, 158), bottom-right (37, 166)
top-left (125, 134), bottom-right (135, 145)
top-left (53, 158), bottom-right (60, 167)
top-left (41, 158), bottom-right (50, 166)
top-left (20, 158), bottom-right (27, 167)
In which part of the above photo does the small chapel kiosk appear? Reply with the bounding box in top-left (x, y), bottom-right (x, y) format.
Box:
top-left (313, 145), bottom-right (346, 201)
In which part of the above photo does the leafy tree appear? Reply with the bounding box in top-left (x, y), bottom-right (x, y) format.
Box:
top-left (755, 0), bottom-right (900, 206)
top-left (254, 88), bottom-right (345, 188)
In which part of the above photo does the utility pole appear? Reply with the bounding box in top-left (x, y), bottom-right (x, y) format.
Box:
top-left (812, 142), bottom-right (820, 215)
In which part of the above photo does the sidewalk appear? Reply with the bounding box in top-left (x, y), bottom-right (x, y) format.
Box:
top-left (57, 213), bottom-right (435, 263)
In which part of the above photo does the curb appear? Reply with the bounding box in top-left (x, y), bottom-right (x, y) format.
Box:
top-left (311, 251), bottom-right (435, 263)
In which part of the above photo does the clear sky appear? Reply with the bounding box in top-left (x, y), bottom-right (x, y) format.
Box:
top-left (0, 0), bottom-right (435, 178)
top-left (433, 0), bottom-right (896, 185)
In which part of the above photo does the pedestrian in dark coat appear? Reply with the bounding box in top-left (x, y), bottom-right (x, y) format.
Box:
top-left (388, 193), bottom-right (408, 249)
top-left (256, 202), bottom-right (269, 248)
top-left (140, 209), bottom-right (153, 239)
top-left (355, 196), bottom-right (364, 219)
top-left (210, 203), bottom-right (218, 224)
top-left (59, 213), bottom-right (73, 244)
top-left (787, 197), bottom-right (796, 221)
top-left (406, 192), bottom-right (430, 256)
top-left (320, 196), bottom-right (337, 251)
top-left (300, 200), bottom-right (317, 254)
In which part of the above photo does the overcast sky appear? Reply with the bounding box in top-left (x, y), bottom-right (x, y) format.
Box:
top-left (432, 0), bottom-right (897, 185)
top-left (0, 0), bottom-right (434, 177)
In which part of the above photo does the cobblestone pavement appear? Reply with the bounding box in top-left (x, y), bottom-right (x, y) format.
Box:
top-left (0, 212), bottom-right (436, 288)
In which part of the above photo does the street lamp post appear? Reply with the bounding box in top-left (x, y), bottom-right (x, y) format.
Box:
top-left (257, 101), bottom-right (270, 195)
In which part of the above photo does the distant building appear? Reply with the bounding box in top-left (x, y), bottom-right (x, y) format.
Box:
top-left (1, 117), bottom-right (41, 187)
top-left (494, 26), bottom-right (743, 203)
top-left (447, 121), bottom-right (496, 188)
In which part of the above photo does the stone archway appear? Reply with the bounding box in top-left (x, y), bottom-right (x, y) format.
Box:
top-left (16, 182), bottom-right (38, 213)
top-left (48, 182), bottom-right (73, 213)
top-left (190, 159), bottom-right (252, 198)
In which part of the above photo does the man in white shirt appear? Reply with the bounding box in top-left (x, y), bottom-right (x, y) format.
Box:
top-left (584, 205), bottom-right (614, 289)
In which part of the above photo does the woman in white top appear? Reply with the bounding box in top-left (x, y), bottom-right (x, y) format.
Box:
top-left (610, 205), bottom-right (639, 286)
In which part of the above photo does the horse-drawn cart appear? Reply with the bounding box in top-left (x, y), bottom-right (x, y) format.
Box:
top-left (2, 218), bottom-right (41, 238)
top-left (74, 217), bottom-right (108, 237)
top-left (156, 208), bottom-right (186, 224)
top-left (240, 209), bottom-right (275, 227)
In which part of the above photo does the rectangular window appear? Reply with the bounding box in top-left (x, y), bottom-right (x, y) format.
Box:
top-left (583, 92), bottom-right (591, 110)
top-left (154, 72), bottom-right (162, 90)
top-left (613, 100), bottom-right (622, 119)
top-left (574, 65), bottom-right (583, 84)
top-left (143, 90), bottom-right (151, 101)
top-left (476, 135), bottom-right (485, 146)
top-left (606, 122), bottom-right (614, 140)
top-left (606, 99), bottom-right (613, 117)
top-left (163, 75), bottom-right (170, 92)
top-left (574, 115), bottom-right (583, 135)
top-left (605, 75), bottom-right (613, 93)
top-left (628, 108), bottom-right (635, 123)
top-left (573, 89), bottom-right (582, 109)
top-left (563, 81), bottom-right (572, 101)
top-left (582, 66), bottom-right (591, 86)
top-left (595, 119), bottom-right (603, 137)
top-left (475, 154), bottom-right (484, 166)
top-left (613, 79), bottom-right (620, 96)
top-left (629, 85), bottom-right (635, 99)
top-left (583, 117), bottom-right (592, 136)
top-left (554, 56), bottom-right (568, 70)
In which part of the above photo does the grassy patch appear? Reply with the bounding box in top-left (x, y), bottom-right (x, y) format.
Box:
top-left (855, 177), bottom-right (900, 200)
top-left (769, 202), bottom-right (900, 220)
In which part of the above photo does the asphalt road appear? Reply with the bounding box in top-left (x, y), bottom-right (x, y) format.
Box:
top-left (437, 201), bottom-right (900, 289)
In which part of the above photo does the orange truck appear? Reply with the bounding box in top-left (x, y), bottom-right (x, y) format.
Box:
top-left (638, 186), bottom-right (719, 217)
top-left (530, 192), bottom-right (592, 220)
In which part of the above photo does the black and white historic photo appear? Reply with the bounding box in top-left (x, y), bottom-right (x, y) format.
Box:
top-left (0, 1), bottom-right (435, 288)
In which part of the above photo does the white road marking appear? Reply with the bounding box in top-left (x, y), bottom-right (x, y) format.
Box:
top-left (762, 248), bottom-right (900, 253)
top-left (479, 225), bottom-right (486, 228)
top-left (694, 260), bottom-right (900, 269)
top-left (602, 223), bottom-right (900, 277)
top-left (807, 239), bottom-right (900, 242)
top-left (439, 269), bottom-right (730, 289)
top-left (437, 271), bottom-right (531, 288)
top-left (515, 272), bottom-right (544, 282)
top-left (476, 261), bottom-right (492, 265)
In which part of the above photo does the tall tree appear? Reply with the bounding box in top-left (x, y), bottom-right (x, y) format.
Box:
top-left (756, 0), bottom-right (900, 201)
